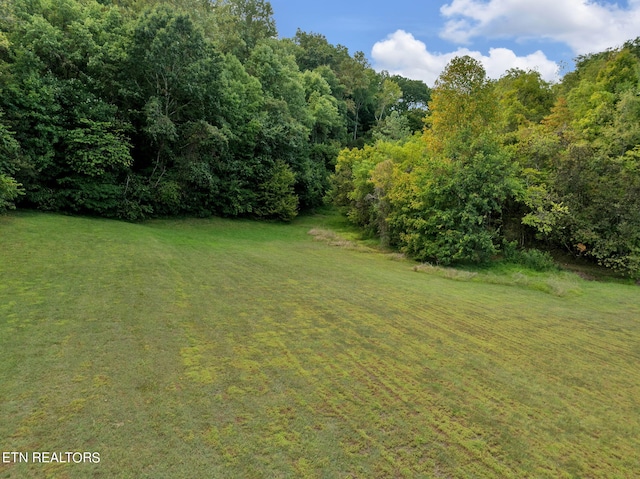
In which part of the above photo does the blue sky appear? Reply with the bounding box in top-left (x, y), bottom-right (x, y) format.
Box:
top-left (270, 0), bottom-right (640, 85)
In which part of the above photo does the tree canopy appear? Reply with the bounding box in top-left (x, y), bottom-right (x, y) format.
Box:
top-left (331, 46), bottom-right (640, 277)
top-left (0, 0), bottom-right (428, 219)
top-left (1, 0), bottom-right (638, 277)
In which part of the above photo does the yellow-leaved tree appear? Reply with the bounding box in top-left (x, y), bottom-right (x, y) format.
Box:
top-left (388, 56), bottom-right (523, 264)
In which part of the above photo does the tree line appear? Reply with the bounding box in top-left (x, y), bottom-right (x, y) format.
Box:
top-left (2, 0), bottom-right (638, 277)
top-left (0, 0), bottom-right (430, 220)
top-left (331, 44), bottom-right (640, 277)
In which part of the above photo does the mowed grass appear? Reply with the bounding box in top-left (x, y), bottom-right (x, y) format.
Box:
top-left (1, 211), bottom-right (639, 478)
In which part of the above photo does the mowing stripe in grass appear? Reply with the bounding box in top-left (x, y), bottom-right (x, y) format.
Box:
top-left (1, 212), bottom-right (639, 478)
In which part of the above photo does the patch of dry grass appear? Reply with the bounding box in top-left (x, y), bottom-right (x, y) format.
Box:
top-left (413, 263), bottom-right (479, 280)
top-left (412, 262), bottom-right (583, 297)
top-left (307, 228), bottom-right (374, 252)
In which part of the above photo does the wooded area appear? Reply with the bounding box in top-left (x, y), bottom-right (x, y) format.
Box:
top-left (0, 0), bottom-right (430, 221)
top-left (331, 48), bottom-right (640, 277)
top-left (0, 0), bottom-right (638, 276)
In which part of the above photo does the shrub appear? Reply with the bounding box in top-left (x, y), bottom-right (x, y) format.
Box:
top-left (503, 242), bottom-right (558, 272)
top-left (0, 174), bottom-right (24, 212)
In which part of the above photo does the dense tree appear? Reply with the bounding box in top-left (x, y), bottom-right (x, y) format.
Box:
top-left (374, 76), bottom-right (402, 123)
top-left (0, 0), bottom-right (361, 219)
top-left (2, 0), bottom-right (638, 275)
top-left (391, 57), bottom-right (522, 263)
top-left (213, 0), bottom-right (277, 61)
top-left (389, 74), bottom-right (431, 132)
top-left (507, 42), bottom-right (640, 276)
top-left (338, 52), bottom-right (377, 143)
top-left (371, 111), bottom-right (411, 142)
top-left (333, 56), bottom-right (522, 265)
top-left (0, 0), bottom-right (133, 214)
top-left (0, 17), bottom-right (23, 212)
top-left (0, 111), bottom-right (23, 212)
top-left (123, 6), bottom-right (225, 215)
top-left (302, 70), bottom-right (343, 143)
top-left (330, 135), bottom-right (424, 239)
top-left (548, 47), bottom-right (640, 275)
top-left (424, 56), bottom-right (499, 156)
top-left (388, 134), bottom-right (521, 264)
top-left (495, 68), bottom-right (555, 133)
top-left (292, 29), bottom-right (350, 72)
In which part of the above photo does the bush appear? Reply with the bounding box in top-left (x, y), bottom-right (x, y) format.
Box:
top-left (255, 161), bottom-right (299, 221)
top-left (503, 242), bottom-right (558, 272)
top-left (0, 174), bottom-right (24, 212)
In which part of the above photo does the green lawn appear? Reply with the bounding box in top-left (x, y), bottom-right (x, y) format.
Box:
top-left (1, 211), bottom-right (639, 478)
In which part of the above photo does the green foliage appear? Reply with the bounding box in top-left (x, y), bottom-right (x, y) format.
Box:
top-left (374, 77), bottom-right (402, 122)
top-left (398, 58), bottom-right (521, 264)
top-left (389, 74), bottom-right (431, 133)
top-left (246, 40), bottom-right (310, 127)
top-left (371, 110), bottom-right (411, 142)
top-left (0, 111), bottom-right (21, 178)
top-left (254, 160), bottom-right (298, 221)
top-left (553, 146), bottom-right (640, 277)
top-left (0, 0), bottom-right (135, 215)
top-left (502, 241), bottom-right (558, 272)
top-left (331, 57), bottom-right (530, 265)
top-left (329, 136), bottom-right (424, 238)
top-left (390, 135), bottom-right (522, 264)
top-left (495, 68), bottom-right (555, 132)
top-left (390, 74), bottom-right (431, 111)
top-left (1, 0), bottom-right (639, 279)
top-left (0, 0), bottom-right (405, 219)
top-left (514, 41), bottom-right (640, 277)
top-left (521, 184), bottom-right (570, 240)
top-left (338, 51), bottom-right (377, 143)
top-left (55, 175), bottom-right (125, 215)
top-left (302, 69), bottom-right (344, 143)
top-left (425, 56), bottom-right (498, 157)
top-left (0, 173), bottom-right (23, 211)
top-left (65, 120), bottom-right (132, 177)
top-left (213, 0), bottom-right (277, 60)
top-left (293, 29), bottom-right (350, 72)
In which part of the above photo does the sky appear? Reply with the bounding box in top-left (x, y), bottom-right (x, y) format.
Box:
top-left (269, 0), bottom-right (640, 86)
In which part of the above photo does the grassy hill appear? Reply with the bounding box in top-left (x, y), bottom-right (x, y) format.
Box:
top-left (1, 211), bottom-right (639, 478)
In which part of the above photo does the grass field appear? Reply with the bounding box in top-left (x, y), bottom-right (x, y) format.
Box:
top-left (1, 211), bottom-right (639, 478)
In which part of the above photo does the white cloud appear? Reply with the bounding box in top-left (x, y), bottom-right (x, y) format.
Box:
top-left (371, 30), bottom-right (560, 86)
top-left (440, 0), bottom-right (640, 55)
